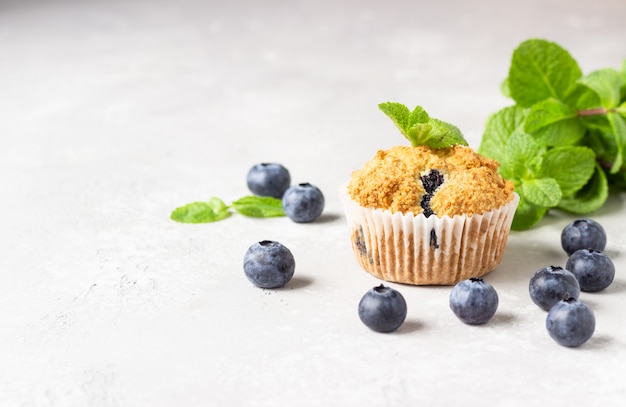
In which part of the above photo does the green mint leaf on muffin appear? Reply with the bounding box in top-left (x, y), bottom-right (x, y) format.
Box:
top-left (378, 102), bottom-right (468, 148)
top-left (408, 118), bottom-right (468, 149)
top-left (479, 38), bottom-right (626, 230)
top-left (171, 198), bottom-right (231, 223)
top-left (378, 102), bottom-right (411, 135)
top-left (231, 196), bottom-right (285, 217)
top-left (171, 196), bottom-right (285, 223)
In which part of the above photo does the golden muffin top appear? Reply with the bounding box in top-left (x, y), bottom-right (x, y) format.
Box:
top-left (347, 145), bottom-right (515, 217)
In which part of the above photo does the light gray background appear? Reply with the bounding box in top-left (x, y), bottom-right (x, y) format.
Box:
top-left (1, 0), bottom-right (626, 406)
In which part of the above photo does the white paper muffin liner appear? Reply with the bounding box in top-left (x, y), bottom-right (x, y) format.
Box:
top-left (340, 187), bottom-right (519, 285)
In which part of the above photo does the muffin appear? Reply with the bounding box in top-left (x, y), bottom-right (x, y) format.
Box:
top-left (341, 102), bottom-right (518, 285)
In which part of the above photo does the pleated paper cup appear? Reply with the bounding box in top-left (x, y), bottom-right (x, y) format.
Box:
top-left (340, 187), bottom-right (519, 285)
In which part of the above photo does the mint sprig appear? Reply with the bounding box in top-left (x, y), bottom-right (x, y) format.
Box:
top-left (479, 38), bottom-right (626, 230)
top-left (379, 102), bottom-right (468, 148)
top-left (171, 196), bottom-right (284, 224)
top-left (231, 196), bottom-right (285, 218)
top-left (170, 198), bottom-right (231, 223)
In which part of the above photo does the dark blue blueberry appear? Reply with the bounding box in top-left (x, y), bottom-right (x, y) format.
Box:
top-left (282, 183), bottom-right (325, 223)
top-left (420, 169), bottom-right (444, 218)
top-left (449, 278), bottom-right (498, 325)
top-left (246, 163), bottom-right (291, 199)
top-left (429, 228), bottom-right (439, 249)
top-left (529, 266), bottom-right (580, 311)
top-left (358, 284), bottom-right (407, 333)
top-left (561, 218), bottom-right (607, 256)
top-left (243, 240), bottom-right (295, 288)
top-left (355, 226), bottom-right (367, 255)
top-left (421, 169), bottom-right (445, 193)
top-left (420, 194), bottom-right (435, 218)
top-left (565, 249), bottom-right (615, 292)
top-left (546, 297), bottom-right (595, 347)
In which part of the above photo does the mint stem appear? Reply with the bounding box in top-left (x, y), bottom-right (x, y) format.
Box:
top-left (599, 159), bottom-right (625, 172)
top-left (578, 107), bottom-right (609, 117)
top-left (598, 159), bottom-right (613, 170)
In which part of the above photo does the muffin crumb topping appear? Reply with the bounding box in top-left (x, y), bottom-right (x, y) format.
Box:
top-left (348, 145), bottom-right (514, 217)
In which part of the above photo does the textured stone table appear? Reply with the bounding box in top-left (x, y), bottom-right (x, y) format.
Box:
top-left (1, 0), bottom-right (626, 405)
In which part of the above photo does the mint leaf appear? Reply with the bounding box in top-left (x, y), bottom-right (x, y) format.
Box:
top-left (568, 83), bottom-right (611, 133)
top-left (539, 146), bottom-right (595, 196)
top-left (508, 39), bottom-right (582, 107)
top-left (479, 106), bottom-right (528, 165)
top-left (170, 198), bottom-right (230, 223)
top-left (511, 196), bottom-right (548, 231)
top-left (607, 112), bottom-right (626, 173)
top-left (524, 98), bottom-right (585, 146)
top-left (617, 101), bottom-right (626, 119)
top-left (620, 59), bottom-right (626, 100)
top-left (408, 105), bottom-right (430, 127)
top-left (578, 68), bottom-right (622, 109)
top-left (505, 131), bottom-right (544, 180)
top-left (379, 102), bottom-right (468, 148)
top-left (500, 78), bottom-right (511, 98)
top-left (231, 196), bottom-right (285, 218)
top-left (407, 118), bottom-right (468, 149)
top-left (378, 102), bottom-right (411, 139)
top-left (566, 83), bottom-right (603, 111)
top-left (558, 163), bottom-right (609, 214)
top-left (521, 178), bottom-right (562, 207)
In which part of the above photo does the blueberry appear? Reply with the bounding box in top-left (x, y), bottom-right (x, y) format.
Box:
top-left (420, 169), bottom-right (445, 218)
top-left (529, 266), bottom-right (580, 311)
top-left (243, 240), bottom-right (295, 288)
top-left (246, 163), bottom-right (291, 199)
top-left (420, 169), bottom-right (445, 194)
top-left (358, 284), bottom-right (407, 333)
top-left (561, 218), bottom-right (607, 256)
top-left (449, 278), bottom-right (498, 325)
top-left (546, 297), bottom-right (595, 347)
top-left (282, 183), bottom-right (325, 223)
top-left (565, 249), bottom-right (615, 292)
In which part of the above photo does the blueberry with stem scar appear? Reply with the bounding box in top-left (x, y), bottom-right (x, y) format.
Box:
top-left (529, 265), bottom-right (580, 311)
top-left (449, 278), bottom-right (499, 325)
top-left (246, 163), bottom-right (291, 199)
top-left (243, 240), bottom-right (295, 288)
top-left (546, 297), bottom-right (595, 347)
top-left (358, 284), bottom-right (407, 333)
top-left (561, 218), bottom-right (606, 256)
top-left (565, 249), bottom-right (615, 292)
top-left (282, 183), bottom-right (325, 223)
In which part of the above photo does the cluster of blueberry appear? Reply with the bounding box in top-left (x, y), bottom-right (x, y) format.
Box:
top-left (243, 163), bottom-right (324, 288)
top-left (358, 218), bottom-right (614, 348)
top-left (246, 163), bottom-right (325, 223)
top-left (357, 277), bottom-right (499, 333)
top-left (531, 218), bottom-right (614, 347)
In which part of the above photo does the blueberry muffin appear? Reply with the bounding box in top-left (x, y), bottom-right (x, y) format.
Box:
top-left (341, 102), bottom-right (518, 285)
